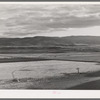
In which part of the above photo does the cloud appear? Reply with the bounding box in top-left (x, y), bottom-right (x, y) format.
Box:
top-left (0, 4), bottom-right (100, 37)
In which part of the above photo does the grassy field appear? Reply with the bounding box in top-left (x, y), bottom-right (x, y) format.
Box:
top-left (0, 72), bottom-right (100, 89)
top-left (0, 45), bottom-right (100, 54)
top-left (0, 45), bottom-right (100, 63)
top-left (68, 79), bottom-right (100, 90)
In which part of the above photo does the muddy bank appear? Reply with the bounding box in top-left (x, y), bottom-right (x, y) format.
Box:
top-left (0, 72), bottom-right (100, 89)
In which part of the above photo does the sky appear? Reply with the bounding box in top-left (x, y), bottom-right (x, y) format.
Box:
top-left (0, 3), bottom-right (100, 38)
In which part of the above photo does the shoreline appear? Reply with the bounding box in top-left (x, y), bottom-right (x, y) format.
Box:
top-left (0, 71), bottom-right (100, 89)
top-left (0, 57), bottom-right (99, 64)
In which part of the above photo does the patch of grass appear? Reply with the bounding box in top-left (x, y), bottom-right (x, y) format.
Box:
top-left (85, 71), bottom-right (100, 77)
top-left (68, 80), bottom-right (100, 90)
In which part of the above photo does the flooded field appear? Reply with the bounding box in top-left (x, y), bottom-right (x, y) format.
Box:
top-left (0, 60), bottom-right (100, 80)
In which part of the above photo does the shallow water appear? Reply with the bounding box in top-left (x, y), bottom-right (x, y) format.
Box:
top-left (0, 60), bottom-right (99, 79)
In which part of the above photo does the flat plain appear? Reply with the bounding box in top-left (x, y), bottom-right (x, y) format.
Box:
top-left (0, 52), bottom-right (100, 89)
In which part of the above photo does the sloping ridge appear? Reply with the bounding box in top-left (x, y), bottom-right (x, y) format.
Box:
top-left (0, 36), bottom-right (99, 46)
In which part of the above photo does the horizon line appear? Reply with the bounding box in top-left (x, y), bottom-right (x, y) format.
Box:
top-left (0, 35), bottom-right (100, 38)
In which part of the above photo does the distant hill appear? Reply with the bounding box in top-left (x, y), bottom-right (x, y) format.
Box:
top-left (0, 36), bottom-right (100, 53)
top-left (62, 36), bottom-right (100, 45)
top-left (0, 36), bottom-right (100, 47)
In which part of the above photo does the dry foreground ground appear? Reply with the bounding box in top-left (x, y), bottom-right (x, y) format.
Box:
top-left (0, 52), bottom-right (100, 89)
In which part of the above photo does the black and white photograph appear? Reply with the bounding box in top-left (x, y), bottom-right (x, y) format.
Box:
top-left (0, 2), bottom-right (100, 90)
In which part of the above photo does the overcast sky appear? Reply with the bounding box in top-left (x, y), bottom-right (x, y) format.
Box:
top-left (0, 3), bottom-right (100, 38)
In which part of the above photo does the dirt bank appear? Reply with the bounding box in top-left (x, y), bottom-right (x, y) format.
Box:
top-left (0, 72), bottom-right (100, 89)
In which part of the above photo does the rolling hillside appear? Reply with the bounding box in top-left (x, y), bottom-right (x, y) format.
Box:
top-left (0, 36), bottom-right (99, 47)
top-left (0, 36), bottom-right (99, 53)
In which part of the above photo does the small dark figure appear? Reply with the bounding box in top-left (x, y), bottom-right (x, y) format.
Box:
top-left (12, 78), bottom-right (19, 82)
